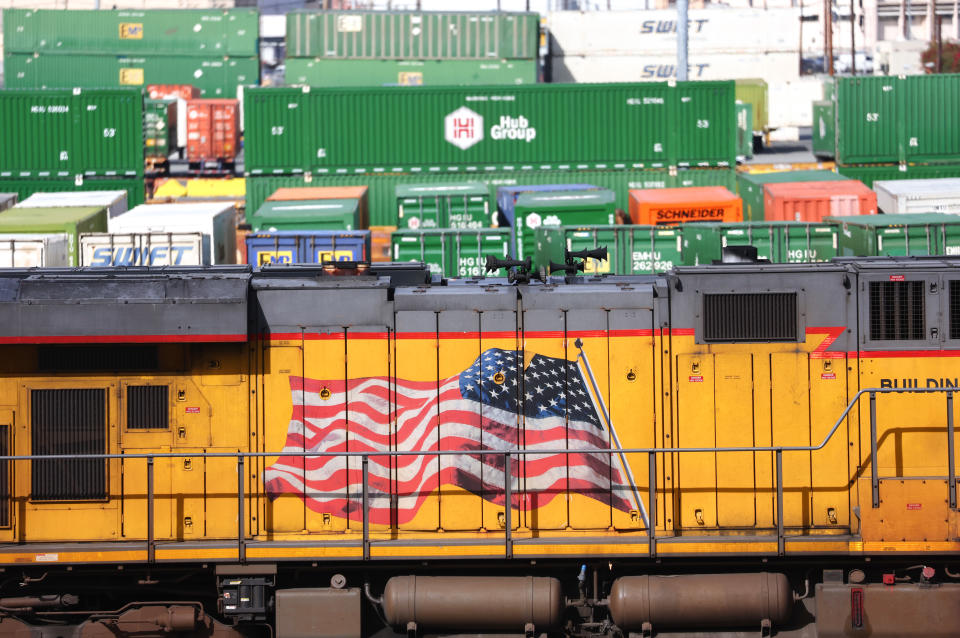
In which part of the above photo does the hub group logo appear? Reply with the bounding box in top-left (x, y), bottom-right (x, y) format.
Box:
top-left (444, 107), bottom-right (483, 150)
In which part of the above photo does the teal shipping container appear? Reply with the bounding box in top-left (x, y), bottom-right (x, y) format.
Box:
top-left (245, 168), bottom-right (737, 227)
top-left (284, 58), bottom-right (538, 87)
top-left (286, 11), bottom-right (538, 59)
top-left (4, 9), bottom-right (259, 57)
top-left (828, 213), bottom-right (960, 257)
top-left (683, 221), bottom-right (839, 265)
top-left (837, 163), bottom-right (960, 189)
top-left (396, 182), bottom-right (491, 229)
top-left (511, 189), bottom-right (616, 260)
top-left (0, 89), bottom-right (143, 178)
top-left (736, 169), bottom-right (846, 222)
top-left (392, 228), bottom-right (511, 278)
top-left (534, 224), bottom-right (684, 275)
top-left (244, 82), bottom-right (737, 175)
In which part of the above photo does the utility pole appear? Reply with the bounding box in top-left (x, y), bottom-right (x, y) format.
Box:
top-left (825, 0), bottom-right (835, 75)
top-left (677, 0), bottom-right (689, 81)
top-left (851, 0), bottom-right (856, 74)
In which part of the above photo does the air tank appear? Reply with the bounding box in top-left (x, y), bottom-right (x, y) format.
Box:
top-left (382, 576), bottom-right (564, 632)
top-left (609, 573), bottom-right (792, 630)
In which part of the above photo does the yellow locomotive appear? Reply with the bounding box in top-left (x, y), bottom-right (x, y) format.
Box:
top-left (0, 257), bottom-right (956, 638)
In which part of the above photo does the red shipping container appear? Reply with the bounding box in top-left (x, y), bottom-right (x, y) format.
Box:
top-left (763, 180), bottom-right (877, 222)
top-left (146, 84), bottom-right (200, 100)
top-left (185, 99), bottom-right (240, 163)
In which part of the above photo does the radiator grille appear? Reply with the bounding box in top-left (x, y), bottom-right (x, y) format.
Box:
top-left (951, 281), bottom-right (960, 340)
top-left (38, 346), bottom-right (158, 372)
top-left (869, 281), bottom-right (925, 341)
top-left (31, 389), bottom-right (107, 502)
top-left (702, 292), bottom-right (798, 342)
top-left (0, 424), bottom-right (8, 527)
top-left (127, 386), bottom-right (169, 430)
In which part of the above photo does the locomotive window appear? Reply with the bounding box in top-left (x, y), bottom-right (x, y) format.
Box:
top-left (127, 386), bottom-right (169, 430)
top-left (31, 389), bottom-right (107, 502)
top-left (38, 345), bottom-right (158, 372)
top-left (951, 281), bottom-right (960, 340)
top-left (869, 281), bottom-right (924, 341)
top-left (702, 292), bottom-right (798, 342)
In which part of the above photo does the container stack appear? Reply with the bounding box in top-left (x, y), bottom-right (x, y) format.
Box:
top-left (3, 9), bottom-right (259, 97)
top-left (283, 11), bottom-right (540, 87)
top-left (812, 74), bottom-right (960, 187)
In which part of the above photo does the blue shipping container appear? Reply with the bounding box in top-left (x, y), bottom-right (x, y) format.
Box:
top-left (246, 231), bottom-right (371, 267)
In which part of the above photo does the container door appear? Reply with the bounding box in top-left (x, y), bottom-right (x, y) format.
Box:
top-left (836, 76), bottom-right (901, 164)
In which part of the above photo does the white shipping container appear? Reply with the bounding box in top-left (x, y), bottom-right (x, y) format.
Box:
top-left (0, 233), bottom-right (69, 267)
top-left (17, 190), bottom-right (129, 219)
top-left (768, 77), bottom-right (823, 130)
top-left (80, 233), bottom-right (206, 267)
top-left (108, 203), bottom-right (236, 265)
top-left (550, 51), bottom-right (799, 83)
top-left (874, 179), bottom-right (960, 215)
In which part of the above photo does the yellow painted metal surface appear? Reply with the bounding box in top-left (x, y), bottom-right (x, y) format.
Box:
top-left (151, 177), bottom-right (246, 200)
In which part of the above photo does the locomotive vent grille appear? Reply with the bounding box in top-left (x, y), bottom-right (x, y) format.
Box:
top-left (127, 386), bottom-right (169, 430)
top-left (702, 292), bottom-right (798, 342)
top-left (38, 345), bottom-right (159, 373)
top-left (869, 280), bottom-right (924, 341)
top-left (31, 389), bottom-right (107, 502)
top-left (951, 281), bottom-right (960, 340)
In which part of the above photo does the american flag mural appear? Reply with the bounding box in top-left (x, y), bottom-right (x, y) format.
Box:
top-left (263, 348), bottom-right (633, 525)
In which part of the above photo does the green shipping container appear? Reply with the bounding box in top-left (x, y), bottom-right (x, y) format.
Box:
top-left (829, 74), bottom-right (960, 165)
top-left (396, 182), bottom-right (491, 229)
top-left (286, 11), bottom-right (538, 60)
top-left (811, 100), bottom-right (835, 159)
top-left (0, 89), bottom-right (142, 178)
top-left (736, 169), bottom-right (846, 222)
top-left (244, 82), bottom-right (737, 175)
top-left (391, 228), bottom-right (511, 278)
top-left (734, 78), bottom-right (768, 135)
top-left (144, 98), bottom-right (176, 159)
top-left (246, 168), bottom-right (737, 227)
top-left (512, 189), bottom-right (616, 260)
top-left (4, 9), bottom-right (259, 57)
top-left (5, 54), bottom-right (257, 99)
top-left (683, 221), bottom-right (839, 265)
top-left (735, 102), bottom-right (753, 161)
top-left (284, 58), bottom-right (538, 87)
top-left (828, 213), bottom-right (960, 257)
top-left (252, 199), bottom-right (362, 232)
top-left (0, 178), bottom-right (144, 208)
top-left (837, 163), bottom-right (960, 188)
top-left (0, 205), bottom-right (107, 265)
top-left (533, 224), bottom-right (683, 275)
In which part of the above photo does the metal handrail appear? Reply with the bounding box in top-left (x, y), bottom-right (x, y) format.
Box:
top-left (0, 387), bottom-right (955, 561)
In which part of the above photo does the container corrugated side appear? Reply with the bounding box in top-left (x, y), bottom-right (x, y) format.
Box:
top-left (245, 231), bottom-right (371, 266)
top-left (285, 11), bottom-right (538, 60)
top-left (5, 54), bottom-right (258, 99)
top-left (184, 99), bottom-right (240, 163)
top-left (0, 89), bottom-right (143, 178)
top-left (144, 98), bottom-right (177, 160)
top-left (734, 78), bottom-right (768, 133)
top-left (4, 9), bottom-right (259, 57)
top-left (837, 163), bottom-right (960, 188)
top-left (764, 180), bottom-right (877, 222)
top-left (243, 82), bottom-right (736, 175)
top-left (392, 228), bottom-right (511, 278)
top-left (80, 232), bottom-right (206, 266)
top-left (533, 224), bottom-right (683, 275)
top-left (245, 168), bottom-right (736, 227)
top-left (0, 206), bottom-right (108, 266)
top-left (284, 58), bottom-right (538, 87)
top-left (512, 189), bottom-right (617, 259)
top-left (811, 100), bottom-right (835, 159)
top-left (736, 102), bottom-right (752, 161)
top-left (0, 233), bottom-right (69, 267)
top-left (17, 190), bottom-right (129, 219)
top-left (904, 74), bottom-right (960, 165)
top-left (108, 203), bottom-right (237, 265)
top-left (827, 213), bottom-right (960, 257)
top-left (0, 178), bottom-right (145, 209)
top-left (874, 178), bottom-right (960, 214)
top-left (736, 170), bottom-right (846, 222)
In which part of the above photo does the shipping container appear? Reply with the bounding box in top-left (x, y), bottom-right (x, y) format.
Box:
top-left (184, 99), bottom-right (239, 164)
top-left (764, 180), bottom-right (877, 222)
top-left (262, 185), bottom-right (369, 230)
top-left (391, 228), bottom-right (511, 278)
top-left (510, 189), bottom-right (617, 260)
top-left (369, 226), bottom-right (396, 262)
top-left (17, 190), bottom-right (129, 219)
top-left (108, 203), bottom-right (236, 264)
top-left (147, 85), bottom-right (200, 100)
top-left (533, 224), bottom-right (683, 275)
top-left (0, 194), bottom-right (17, 211)
top-left (0, 89), bottom-right (142, 178)
top-left (735, 102), bottom-right (753, 161)
top-left (396, 182), bottom-right (491, 229)
top-left (736, 169), bottom-right (846, 221)
top-left (252, 200), bottom-right (363, 232)
top-left (811, 100), bottom-right (835, 159)
top-left (0, 206), bottom-right (107, 266)
top-left (682, 221), bottom-right (839, 265)
top-left (151, 177), bottom-right (245, 200)
top-left (284, 58), bottom-right (538, 87)
top-left (735, 78), bottom-right (768, 136)
top-left (0, 178), bottom-right (144, 209)
top-left (628, 186), bottom-right (742, 225)
top-left (0, 233), bottom-right (69, 267)
top-left (837, 163), bottom-right (960, 188)
top-left (286, 11), bottom-right (538, 59)
top-left (828, 213), bottom-right (960, 257)
top-left (245, 231), bottom-right (371, 266)
top-left (4, 9), bottom-right (259, 57)
top-left (80, 232), bottom-right (205, 266)
top-left (243, 82), bottom-right (737, 175)
top-left (246, 168), bottom-right (737, 227)
top-left (144, 98), bottom-right (178, 161)
top-left (874, 178), bottom-right (960, 214)
top-left (5, 53), bottom-right (258, 99)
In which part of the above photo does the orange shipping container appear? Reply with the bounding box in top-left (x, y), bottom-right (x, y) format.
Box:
top-left (147, 84), bottom-right (200, 100)
top-left (628, 186), bottom-right (742, 226)
top-left (266, 185), bottom-right (370, 230)
top-left (185, 99), bottom-right (240, 163)
top-left (763, 180), bottom-right (877, 222)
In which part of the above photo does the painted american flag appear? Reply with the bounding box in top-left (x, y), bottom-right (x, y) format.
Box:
top-left (263, 348), bottom-right (633, 525)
